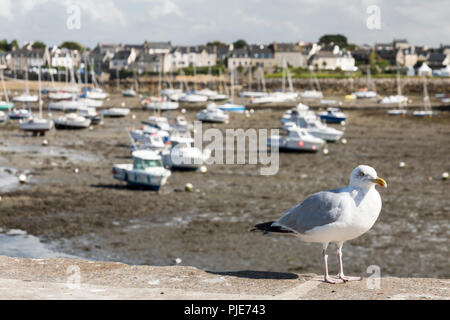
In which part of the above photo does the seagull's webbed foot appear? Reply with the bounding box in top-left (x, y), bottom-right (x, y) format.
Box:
top-left (324, 276), bottom-right (345, 284)
top-left (338, 274), bottom-right (362, 282)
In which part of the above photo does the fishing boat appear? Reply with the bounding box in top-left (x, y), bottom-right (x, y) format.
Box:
top-left (267, 126), bottom-right (325, 152)
top-left (281, 105), bottom-right (343, 142)
top-left (161, 137), bottom-right (210, 170)
top-left (317, 107), bottom-right (347, 124)
top-left (112, 150), bottom-right (171, 190)
top-left (197, 103), bottom-right (229, 123)
top-left (53, 113), bottom-right (91, 129)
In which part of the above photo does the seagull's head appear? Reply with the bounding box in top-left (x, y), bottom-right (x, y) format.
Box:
top-left (350, 165), bottom-right (387, 189)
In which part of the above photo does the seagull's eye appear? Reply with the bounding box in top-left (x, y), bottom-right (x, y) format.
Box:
top-left (359, 171), bottom-right (365, 177)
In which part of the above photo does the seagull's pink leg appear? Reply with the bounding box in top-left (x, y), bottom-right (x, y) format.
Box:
top-left (337, 242), bottom-right (362, 282)
top-left (323, 243), bottom-right (344, 284)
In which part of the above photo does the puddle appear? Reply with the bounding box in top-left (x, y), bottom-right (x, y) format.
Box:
top-left (0, 229), bottom-right (76, 259)
top-left (0, 167), bottom-right (21, 192)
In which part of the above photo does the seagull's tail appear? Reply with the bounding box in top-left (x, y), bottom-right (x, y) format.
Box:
top-left (250, 221), bottom-right (294, 234)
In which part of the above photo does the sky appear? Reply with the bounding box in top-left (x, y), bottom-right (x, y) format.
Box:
top-left (0, 0), bottom-right (449, 49)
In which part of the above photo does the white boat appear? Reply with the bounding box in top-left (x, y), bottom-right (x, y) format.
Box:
top-left (195, 88), bottom-right (218, 98)
top-left (122, 88), bottom-right (137, 97)
top-left (112, 150), bottom-right (171, 190)
top-left (48, 100), bottom-right (81, 112)
top-left (380, 95), bottom-right (408, 105)
top-left (81, 87), bottom-right (108, 100)
top-left (48, 91), bottom-right (75, 100)
top-left (130, 127), bottom-right (170, 143)
top-left (161, 137), bottom-right (210, 170)
top-left (79, 107), bottom-right (101, 125)
top-left (161, 88), bottom-right (183, 97)
top-left (241, 91), bottom-right (268, 98)
top-left (143, 100), bottom-right (179, 111)
top-left (131, 133), bottom-right (168, 153)
top-left (8, 108), bottom-right (31, 120)
top-left (298, 90), bottom-right (323, 99)
top-left (20, 67), bottom-right (52, 134)
top-left (197, 103), bottom-right (229, 123)
top-left (387, 109), bottom-right (408, 116)
top-left (413, 77), bottom-right (436, 117)
top-left (142, 116), bottom-right (172, 132)
top-left (0, 111), bottom-right (7, 123)
top-left (170, 115), bottom-right (193, 132)
top-left (79, 98), bottom-right (103, 108)
top-left (218, 101), bottom-right (245, 113)
top-left (180, 93), bottom-right (208, 103)
top-left (267, 126), bottom-right (325, 152)
top-left (54, 113), bottom-right (91, 129)
top-left (20, 117), bottom-right (53, 134)
top-left (386, 66), bottom-right (409, 115)
top-left (354, 90), bottom-right (377, 99)
top-left (13, 94), bottom-right (38, 103)
top-left (281, 106), bottom-right (343, 142)
top-left (100, 107), bottom-right (130, 117)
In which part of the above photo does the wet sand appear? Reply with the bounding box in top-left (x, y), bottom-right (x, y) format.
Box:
top-left (0, 94), bottom-right (449, 279)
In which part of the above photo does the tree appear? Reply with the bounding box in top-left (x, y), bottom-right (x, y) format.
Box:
top-left (319, 34), bottom-right (348, 48)
top-left (207, 41), bottom-right (227, 47)
top-left (10, 39), bottom-right (19, 50)
top-left (233, 39), bottom-right (247, 49)
top-left (32, 41), bottom-right (46, 49)
top-left (60, 41), bottom-right (84, 52)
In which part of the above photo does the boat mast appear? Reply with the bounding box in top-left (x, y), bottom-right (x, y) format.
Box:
top-left (38, 64), bottom-right (42, 118)
top-left (248, 65), bottom-right (252, 92)
top-left (282, 58), bottom-right (286, 93)
top-left (423, 76), bottom-right (431, 112)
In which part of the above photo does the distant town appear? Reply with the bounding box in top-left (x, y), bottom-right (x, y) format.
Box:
top-left (1, 34), bottom-right (449, 81)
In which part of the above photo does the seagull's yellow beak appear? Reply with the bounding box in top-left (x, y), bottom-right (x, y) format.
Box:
top-left (371, 177), bottom-right (387, 188)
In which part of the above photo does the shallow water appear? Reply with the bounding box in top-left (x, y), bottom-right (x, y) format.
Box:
top-left (0, 230), bottom-right (75, 259)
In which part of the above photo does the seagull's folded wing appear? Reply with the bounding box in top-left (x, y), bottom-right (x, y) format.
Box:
top-left (273, 188), bottom-right (353, 234)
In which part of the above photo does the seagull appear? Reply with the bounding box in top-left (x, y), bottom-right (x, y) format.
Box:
top-left (251, 165), bottom-right (387, 284)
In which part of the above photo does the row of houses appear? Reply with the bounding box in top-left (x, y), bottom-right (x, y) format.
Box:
top-left (1, 39), bottom-right (449, 75)
top-left (352, 39), bottom-right (450, 69)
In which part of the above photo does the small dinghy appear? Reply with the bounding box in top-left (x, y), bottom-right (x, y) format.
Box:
top-left (317, 107), bottom-right (347, 124)
top-left (267, 126), bottom-right (325, 152)
top-left (8, 108), bottom-right (31, 120)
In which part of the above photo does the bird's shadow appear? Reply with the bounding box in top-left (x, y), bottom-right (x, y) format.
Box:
top-left (205, 270), bottom-right (298, 280)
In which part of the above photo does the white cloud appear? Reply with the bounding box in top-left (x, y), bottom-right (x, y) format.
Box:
top-left (0, 0), bottom-right (13, 20)
top-left (146, 0), bottom-right (184, 19)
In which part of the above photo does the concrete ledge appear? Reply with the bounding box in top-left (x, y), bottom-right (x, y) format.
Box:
top-left (0, 256), bottom-right (448, 300)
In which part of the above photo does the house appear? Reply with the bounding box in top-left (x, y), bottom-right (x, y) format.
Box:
top-left (50, 47), bottom-right (81, 69)
top-left (167, 46), bottom-right (216, 71)
top-left (109, 49), bottom-right (137, 70)
top-left (7, 47), bottom-right (51, 71)
top-left (144, 41), bottom-right (171, 55)
top-left (247, 45), bottom-right (275, 70)
top-left (427, 53), bottom-right (450, 69)
top-left (271, 42), bottom-right (307, 68)
top-left (308, 46), bottom-right (357, 71)
top-left (351, 48), bottom-right (372, 65)
top-left (90, 43), bottom-right (124, 72)
top-left (227, 48), bottom-right (251, 69)
top-left (397, 47), bottom-right (418, 67)
top-left (132, 53), bottom-right (165, 73)
top-left (208, 44), bottom-right (230, 62)
top-left (393, 39), bottom-right (409, 50)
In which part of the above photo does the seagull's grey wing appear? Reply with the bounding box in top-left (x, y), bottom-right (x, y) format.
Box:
top-left (273, 189), bottom-right (351, 234)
